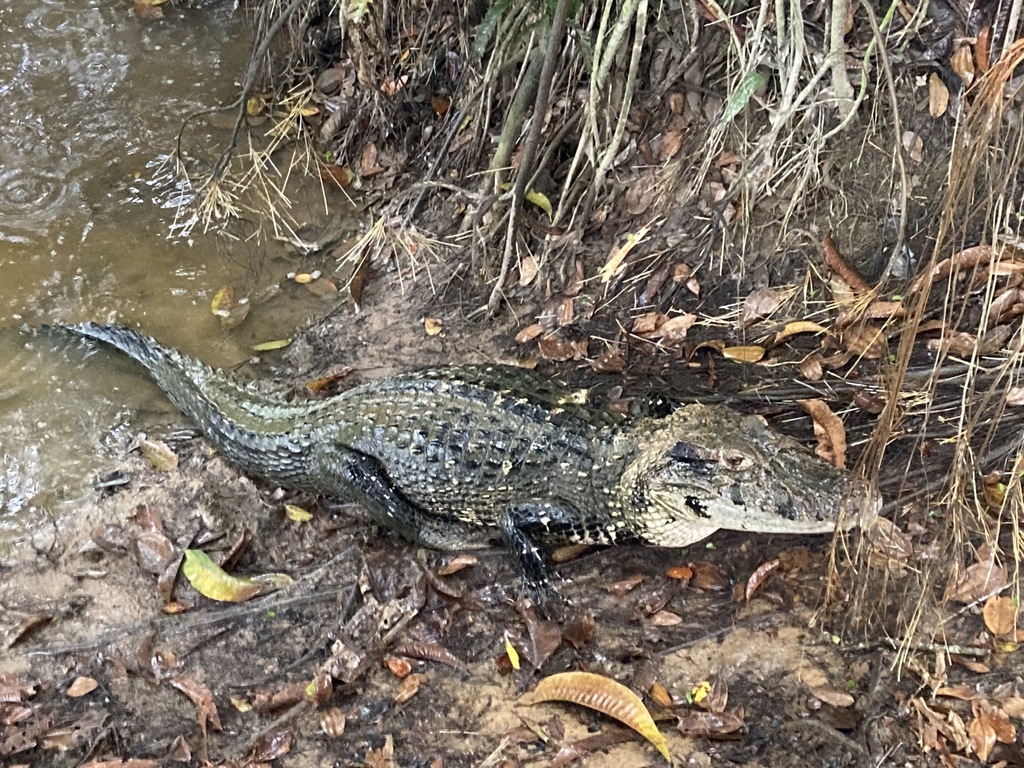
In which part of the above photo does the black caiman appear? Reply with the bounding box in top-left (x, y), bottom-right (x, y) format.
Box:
top-left (51, 323), bottom-right (880, 590)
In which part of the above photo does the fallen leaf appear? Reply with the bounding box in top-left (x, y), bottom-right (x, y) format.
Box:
top-left (739, 286), bottom-right (785, 328)
top-left (436, 554), bottom-right (477, 575)
top-left (690, 561), bottom-right (729, 591)
top-left (170, 676), bottom-right (222, 737)
top-left (745, 558), bottom-right (780, 601)
top-left (252, 338), bottom-right (291, 352)
top-left (66, 677), bottom-right (98, 698)
top-left (423, 317), bottom-right (443, 336)
top-left (721, 345), bottom-right (764, 363)
top-left (647, 610), bottom-right (683, 627)
top-left (384, 656), bottom-right (413, 678)
top-left (945, 550), bottom-right (1008, 603)
top-left (525, 190), bottom-right (553, 218)
top-left (676, 709), bottom-right (744, 737)
top-left (822, 233), bottom-right (871, 294)
top-left (519, 256), bottom-right (540, 286)
top-left (284, 504), bottom-right (313, 522)
top-left (599, 224), bottom-right (653, 283)
top-left (928, 73), bottom-right (949, 117)
top-left (136, 436), bottom-right (178, 472)
top-left (983, 595), bottom-right (1018, 637)
top-left (181, 549), bottom-right (292, 602)
top-left (562, 611), bottom-right (596, 649)
top-left (515, 323), bottom-right (544, 344)
top-left (522, 672), bottom-right (670, 760)
top-left (797, 400), bottom-right (848, 469)
top-left (605, 573), bottom-right (645, 596)
top-left (808, 685), bottom-right (855, 707)
top-left (321, 707), bottom-right (346, 738)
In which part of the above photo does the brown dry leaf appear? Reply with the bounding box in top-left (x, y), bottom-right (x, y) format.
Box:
top-left (137, 436), bottom-right (178, 472)
top-left (590, 348), bottom-right (626, 374)
top-left (515, 323), bottom-right (544, 344)
top-left (822, 233), bottom-right (871, 294)
top-left (983, 595), bottom-right (1018, 637)
top-left (655, 313), bottom-right (697, 345)
top-left (131, 530), bottom-right (175, 574)
top-left (384, 656), bottom-right (413, 678)
top-left (632, 311), bottom-right (666, 336)
top-left (649, 683), bottom-right (675, 708)
top-left (928, 73), bottom-right (949, 117)
top-left (605, 573), bottom-right (646, 596)
top-left (809, 686), bottom-right (855, 707)
top-left (658, 130), bottom-right (684, 161)
top-left (647, 610), bottom-right (683, 627)
top-left (860, 300), bottom-right (906, 321)
top-left (721, 345), bottom-right (765, 363)
top-left (775, 321), bottom-right (829, 344)
top-left (969, 715), bottom-right (996, 763)
top-left (798, 353), bottom-right (824, 381)
top-left (745, 558), bottom-right (780, 601)
top-left (863, 517), bottom-right (913, 572)
top-left (423, 317), bottom-right (443, 336)
top-left (945, 550), bottom-right (1008, 603)
top-left (522, 672), bottom-right (670, 760)
top-left (902, 130), bottom-right (923, 163)
top-left (360, 142), bottom-right (385, 175)
top-left (394, 673), bottom-right (424, 704)
top-left (936, 685), bottom-right (985, 701)
top-left (913, 697), bottom-right (970, 752)
top-left (364, 734), bottom-right (395, 768)
top-left (305, 277), bottom-right (338, 299)
top-left (951, 44), bottom-right (975, 87)
top-left (436, 554), bottom-right (477, 575)
top-left (66, 677), bottom-right (98, 698)
top-left (676, 710), bottom-right (744, 737)
top-left (840, 323), bottom-right (885, 359)
top-left (797, 400), bottom-right (848, 469)
top-left (320, 163), bottom-right (354, 188)
top-left (625, 173), bottom-right (659, 215)
top-left (523, 611), bottom-right (563, 669)
top-left (538, 335), bottom-right (575, 361)
top-left (550, 542), bottom-right (591, 562)
top-left (132, 1), bottom-right (164, 19)
top-left (519, 256), bottom-right (540, 287)
top-left (562, 611), bottom-right (596, 649)
top-left (667, 565), bottom-right (692, 580)
top-left (391, 641), bottom-right (466, 671)
top-left (739, 286), bottom-right (785, 328)
top-left (252, 728), bottom-right (293, 762)
top-left (685, 276), bottom-right (701, 296)
top-left (690, 561), bottom-right (729, 591)
top-left (1006, 387), bottom-right (1024, 406)
top-left (169, 676), bottom-right (222, 737)
top-left (321, 707), bottom-right (346, 738)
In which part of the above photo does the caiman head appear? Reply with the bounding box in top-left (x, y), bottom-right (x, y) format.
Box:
top-left (620, 404), bottom-right (880, 548)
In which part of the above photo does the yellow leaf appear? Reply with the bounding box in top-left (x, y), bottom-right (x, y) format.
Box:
top-left (285, 504), bottom-right (313, 522)
top-left (252, 338), bottom-right (291, 352)
top-left (424, 317), bottom-right (443, 336)
top-left (525, 189), bottom-right (553, 218)
top-left (182, 550), bottom-right (292, 603)
top-left (776, 321), bottom-right (830, 343)
top-left (293, 273), bottom-right (315, 284)
top-left (523, 671), bottom-right (669, 761)
top-left (504, 636), bottom-right (521, 670)
top-left (721, 345), bottom-right (765, 363)
top-left (245, 96), bottom-right (264, 117)
top-left (211, 285), bottom-right (235, 316)
top-left (600, 224), bottom-right (652, 283)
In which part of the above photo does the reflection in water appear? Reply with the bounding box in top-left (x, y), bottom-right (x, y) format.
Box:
top-left (0, 0), bottom-right (341, 547)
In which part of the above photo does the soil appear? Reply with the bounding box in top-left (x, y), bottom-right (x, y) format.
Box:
top-left (0, 275), bottom-right (935, 768)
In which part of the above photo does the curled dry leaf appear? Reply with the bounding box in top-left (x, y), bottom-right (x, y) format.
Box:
top-left (170, 676), bottom-right (222, 737)
top-left (721, 345), bottom-right (764, 363)
top-left (515, 323), bottom-right (544, 344)
top-left (745, 558), bottom-right (780, 601)
top-left (822, 233), bottom-right (871, 294)
top-left (945, 549), bottom-right (1007, 603)
top-left (797, 399), bottom-right (848, 469)
top-left (798, 353), bottom-right (824, 381)
top-left (983, 595), bottom-right (1018, 637)
top-left (522, 671), bottom-right (670, 761)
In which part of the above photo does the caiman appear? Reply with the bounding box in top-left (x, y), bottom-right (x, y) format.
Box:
top-left (51, 323), bottom-right (880, 590)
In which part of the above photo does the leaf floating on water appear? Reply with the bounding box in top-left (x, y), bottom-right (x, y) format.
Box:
top-left (252, 338), bottom-right (291, 352)
top-left (181, 549), bottom-right (291, 602)
top-left (521, 671), bottom-right (670, 761)
top-left (211, 285), bottom-right (235, 316)
top-left (137, 435), bottom-right (178, 472)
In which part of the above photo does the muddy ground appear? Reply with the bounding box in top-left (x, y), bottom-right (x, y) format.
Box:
top-left (3, 272), bottom-right (1014, 768)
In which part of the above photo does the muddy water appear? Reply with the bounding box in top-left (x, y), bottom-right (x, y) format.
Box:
top-left (0, 1), bottom-right (350, 545)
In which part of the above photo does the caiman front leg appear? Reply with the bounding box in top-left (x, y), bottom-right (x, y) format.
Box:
top-left (499, 501), bottom-right (633, 600)
top-left (313, 445), bottom-right (492, 551)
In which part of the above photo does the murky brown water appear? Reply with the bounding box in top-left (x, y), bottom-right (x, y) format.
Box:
top-left (0, 1), bottom-right (352, 545)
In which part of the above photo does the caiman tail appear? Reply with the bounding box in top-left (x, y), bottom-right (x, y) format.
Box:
top-left (51, 322), bottom-right (317, 486)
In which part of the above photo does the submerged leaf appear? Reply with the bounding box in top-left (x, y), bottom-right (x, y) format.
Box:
top-left (252, 338), bottom-right (291, 352)
top-left (522, 671), bottom-right (670, 760)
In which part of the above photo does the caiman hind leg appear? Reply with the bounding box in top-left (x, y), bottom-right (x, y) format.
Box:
top-left (314, 446), bottom-right (492, 551)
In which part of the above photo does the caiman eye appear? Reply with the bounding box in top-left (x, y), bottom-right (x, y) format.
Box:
top-left (720, 450), bottom-right (753, 471)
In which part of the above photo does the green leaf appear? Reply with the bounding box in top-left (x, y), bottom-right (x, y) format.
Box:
top-left (525, 189), bottom-right (553, 218)
top-left (720, 70), bottom-right (765, 126)
top-left (182, 550), bottom-right (292, 602)
top-left (252, 338), bottom-right (291, 352)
